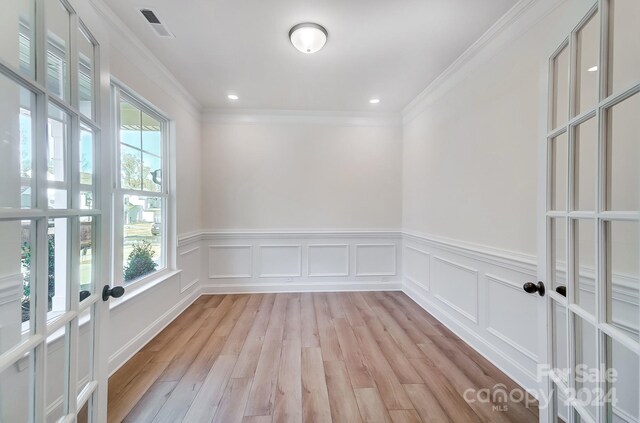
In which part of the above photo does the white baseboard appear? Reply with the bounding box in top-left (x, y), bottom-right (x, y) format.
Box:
top-left (201, 280), bottom-right (401, 294)
top-left (107, 287), bottom-right (201, 376)
top-left (403, 278), bottom-right (538, 395)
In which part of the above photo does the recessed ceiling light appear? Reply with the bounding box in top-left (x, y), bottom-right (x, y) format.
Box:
top-left (289, 23), bottom-right (328, 54)
top-left (369, 98), bottom-right (380, 104)
top-left (588, 66), bottom-right (598, 72)
top-left (227, 94), bottom-right (239, 100)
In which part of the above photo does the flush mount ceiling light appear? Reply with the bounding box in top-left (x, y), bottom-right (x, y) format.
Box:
top-left (369, 98), bottom-right (380, 104)
top-left (227, 94), bottom-right (239, 100)
top-left (289, 23), bottom-right (328, 54)
top-left (588, 66), bottom-right (598, 72)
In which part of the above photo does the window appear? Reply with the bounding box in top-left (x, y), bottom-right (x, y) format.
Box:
top-left (113, 85), bottom-right (169, 284)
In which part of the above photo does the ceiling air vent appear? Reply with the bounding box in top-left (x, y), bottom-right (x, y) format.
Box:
top-left (139, 8), bottom-right (174, 38)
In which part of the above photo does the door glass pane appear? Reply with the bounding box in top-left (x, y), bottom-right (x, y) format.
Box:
top-left (0, 220), bottom-right (34, 354)
top-left (608, 0), bottom-right (640, 95)
top-left (606, 335), bottom-right (639, 422)
top-left (576, 10), bottom-right (600, 115)
top-left (79, 217), bottom-right (94, 300)
top-left (606, 92), bottom-right (640, 211)
top-left (48, 103), bottom-right (69, 209)
top-left (574, 117), bottom-right (597, 211)
top-left (552, 382), bottom-right (570, 423)
top-left (46, 0), bottom-right (71, 101)
top-left (607, 220), bottom-right (639, 341)
top-left (123, 195), bottom-right (163, 282)
top-left (551, 132), bottom-right (568, 211)
top-left (553, 300), bottom-right (569, 384)
top-left (0, 73), bottom-right (35, 209)
top-left (575, 219), bottom-right (596, 315)
top-left (553, 218), bottom-right (567, 291)
top-left (574, 316), bottom-right (597, 420)
top-left (0, 351), bottom-right (32, 422)
top-left (0, 0), bottom-right (34, 77)
top-left (48, 218), bottom-right (70, 320)
top-left (78, 25), bottom-right (94, 120)
top-left (553, 46), bottom-right (570, 129)
top-left (79, 124), bottom-right (94, 208)
top-left (46, 327), bottom-right (68, 422)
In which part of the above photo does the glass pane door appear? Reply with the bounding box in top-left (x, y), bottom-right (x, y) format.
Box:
top-left (0, 0), bottom-right (107, 422)
top-left (545, 1), bottom-right (640, 422)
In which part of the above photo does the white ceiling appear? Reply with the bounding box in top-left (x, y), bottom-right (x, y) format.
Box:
top-left (104, 0), bottom-right (518, 112)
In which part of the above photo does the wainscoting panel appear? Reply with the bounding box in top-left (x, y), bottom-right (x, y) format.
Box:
top-left (402, 231), bottom-right (540, 393)
top-left (432, 256), bottom-right (479, 324)
top-left (259, 245), bottom-right (302, 277)
top-left (355, 244), bottom-right (397, 276)
top-left (486, 275), bottom-right (539, 361)
top-left (308, 244), bottom-right (350, 277)
top-left (202, 231), bottom-right (402, 293)
top-left (208, 245), bottom-right (253, 279)
top-left (403, 246), bottom-right (430, 291)
top-left (177, 246), bottom-right (202, 293)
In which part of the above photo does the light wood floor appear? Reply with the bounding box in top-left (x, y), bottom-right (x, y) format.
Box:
top-left (108, 292), bottom-right (538, 423)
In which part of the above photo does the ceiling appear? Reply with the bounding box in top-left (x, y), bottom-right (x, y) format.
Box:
top-left (104, 0), bottom-right (518, 112)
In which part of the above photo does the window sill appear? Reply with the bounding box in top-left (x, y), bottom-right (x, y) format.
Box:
top-left (109, 269), bottom-right (182, 311)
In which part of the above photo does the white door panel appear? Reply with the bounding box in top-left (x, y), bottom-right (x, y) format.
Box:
top-left (539, 1), bottom-right (640, 422)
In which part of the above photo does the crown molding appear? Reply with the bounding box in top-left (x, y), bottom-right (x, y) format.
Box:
top-left (402, 0), bottom-right (563, 124)
top-left (201, 108), bottom-right (402, 127)
top-left (88, 0), bottom-right (202, 116)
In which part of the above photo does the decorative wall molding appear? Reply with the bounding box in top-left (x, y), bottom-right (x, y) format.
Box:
top-left (355, 244), bottom-right (397, 276)
top-left (201, 109), bottom-right (402, 127)
top-left (403, 230), bottom-right (536, 274)
top-left (307, 244), bottom-right (350, 277)
top-left (199, 230), bottom-right (402, 239)
top-left (178, 246), bottom-right (201, 293)
top-left (401, 231), bottom-right (540, 392)
top-left (486, 274), bottom-right (539, 361)
top-left (403, 246), bottom-right (431, 291)
top-left (208, 245), bottom-right (253, 279)
top-left (258, 245), bottom-right (303, 278)
top-left (199, 230), bottom-right (402, 293)
top-left (404, 278), bottom-right (539, 392)
top-left (432, 256), bottom-right (479, 324)
top-left (402, 0), bottom-right (562, 123)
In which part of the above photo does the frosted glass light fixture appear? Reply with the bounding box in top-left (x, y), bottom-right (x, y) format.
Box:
top-left (289, 23), bottom-right (327, 54)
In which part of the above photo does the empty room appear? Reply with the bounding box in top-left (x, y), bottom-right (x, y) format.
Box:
top-left (0, 0), bottom-right (638, 422)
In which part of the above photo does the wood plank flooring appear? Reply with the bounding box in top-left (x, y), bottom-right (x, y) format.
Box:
top-left (108, 292), bottom-right (538, 423)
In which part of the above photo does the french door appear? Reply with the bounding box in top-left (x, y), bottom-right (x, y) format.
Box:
top-left (541, 0), bottom-right (639, 422)
top-left (0, 0), bottom-right (111, 422)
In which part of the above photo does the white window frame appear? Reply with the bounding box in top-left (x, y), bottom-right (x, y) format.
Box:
top-left (111, 81), bottom-right (173, 290)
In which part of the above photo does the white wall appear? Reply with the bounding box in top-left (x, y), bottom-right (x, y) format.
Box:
top-left (400, 0), bottom-right (639, 410)
top-left (402, 0), bottom-right (598, 255)
top-left (201, 116), bottom-right (402, 231)
top-left (85, 0), bottom-right (206, 374)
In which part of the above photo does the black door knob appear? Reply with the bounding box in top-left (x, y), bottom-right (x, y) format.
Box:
top-left (523, 281), bottom-right (545, 296)
top-left (555, 285), bottom-right (567, 297)
top-left (102, 285), bottom-right (125, 301)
